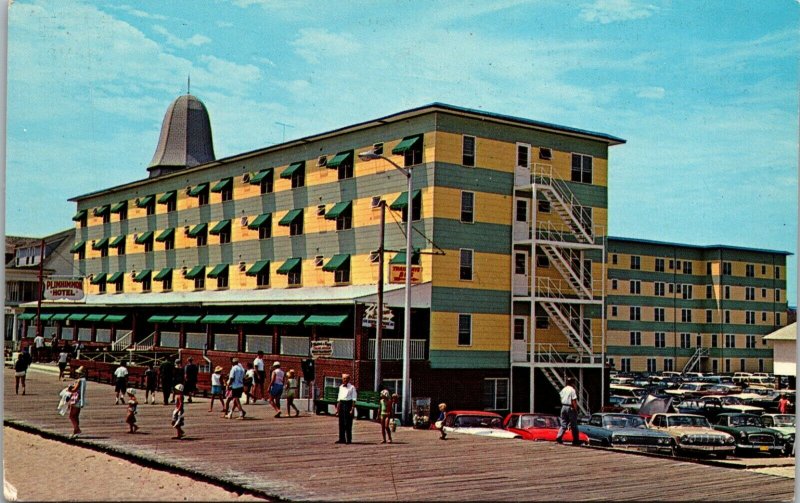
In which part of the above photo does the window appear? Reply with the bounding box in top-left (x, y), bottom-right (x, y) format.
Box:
top-left (629, 306), bottom-right (641, 321)
top-left (707, 262), bottom-right (712, 275)
top-left (724, 310), bottom-right (730, 324)
top-left (629, 280), bottom-right (641, 295)
top-left (654, 282), bottom-right (665, 296)
top-left (256, 267), bottom-right (270, 287)
top-left (654, 332), bottom-right (666, 348)
top-left (98, 279), bottom-right (107, 294)
top-left (669, 259), bottom-right (674, 270)
top-left (334, 151), bottom-right (354, 180)
top-left (675, 260), bottom-right (682, 270)
top-left (539, 147), bottom-right (552, 160)
top-left (620, 358), bottom-right (631, 373)
top-left (758, 359), bottom-right (765, 373)
top-left (761, 265), bottom-right (767, 275)
top-left (655, 258), bottom-right (665, 272)
top-left (630, 331), bottom-right (641, 346)
top-left (141, 277), bottom-right (152, 292)
top-left (335, 207), bottom-right (352, 231)
top-left (197, 229), bottom-right (208, 247)
top-left (259, 223), bottom-right (272, 240)
top-left (393, 135), bottom-right (423, 167)
top-left (775, 289), bottom-right (781, 302)
top-left (706, 285), bottom-right (713, 299)
top-left (724, 285), bottom-right (730, 299)
top-left (776, 313), bottom-right (781, 326)
top-left (611, 254), bottom-right (618, 265)
top-left (683, 261), bottom-right (692, 274)
top-left (291, 215), bottom-right (304, 236)
top-left (372, 143), bottom-right (384, 156)
top-left (219, 228), bottom-right (231, 244)
top-left (745, 287), bottom-right (754, 300)
top-left (535, 316), bottom-right (549, 329)
top-left (515, 253), bottom-right (528, 274)
top-left (198, 188), bottom-right (209, 206)
top-left (762, 312), bottom-right (767, 322)
top-left (461, 191), bottom-right (474, 223)
top-left (630, 256), bottom-right (641, 270)
top-left (654, 307), bottom-right (665, 322)
top-left (570, 153), bottom-right (592, 184)
top-left (711, 334), bottom-right (718, 348)
top-left (537, 200), bottom-right (550, 213)
top-left (483, 378), bottom-right (509, 410)
top-left (515, 199), bottom-right (528, 222)
top-left (458, 314), bottom-right (472, 346)
top-left (680, 333), bottom-right (691, 349)
top-left (668, 283), bottom-right (674, 294)
top-left (723, 262), bottom-right (732, 275)
top-left (682, 284), bottom-right (693, 299)
top-left (681, 309), bottom-right (692, 323)
top-left (646, 358), bottom-right (657, 373)
top-left (745, 311), bottom-right (755, 325)
top-left (400, 192), bottom-right (422, 223)
top-left (775, 266), bottom-right (780, 279)
top-left (740, 359), bottom-right (746, 372)
top-left (462, 135), bottom-right (476, 166)
top-left (746, 335), bottom-right (756, 349)
top-left (761, 288), bottom-right (767, 298)
top-left (114, 276), bottom-right (124, 293)
top-left (288, 263), bottom-right (302, 286)
top-left (516, 143), bottom-right (529, 168)
top-left (334, 262), bottom-right (351, 284)
top-left (216, 270), bottom-right (229, 289)
top-left (664, 358), bottom-right (674, 372)
top-left (459, 249), bottom-right (473, 281)
top-left (607, 358), bottom-right (615, 370)
top-left (611, 279), bottom-right (618, 290)
top-left (706, 310), bottom-right (713, 323)
top-left (194, 276), bottom-right (205, 290)
top-left (513, 318), bottom-right (526, 340)
top-left (746, 264), bottom-right (754, 277)
top-left (725, 334), bottom-right (736, 348)
top-left (723, 359), bottom-right (730, 374)
top-left (610, 306), bottom-right (618, 317)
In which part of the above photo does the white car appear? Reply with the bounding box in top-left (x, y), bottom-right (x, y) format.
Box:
top-left (648, 413), bottom-right (735, 458)
top-left (441, 411), bottom-right (522, 439)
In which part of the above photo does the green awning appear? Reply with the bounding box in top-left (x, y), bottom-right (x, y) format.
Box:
top-left (109, 235), bottom-right (126, 248)
top-left (155, 228), bottom-right (175, 242)
top-left (322, 254), bottom-right (350, 272)
top-left (110, 201), bottom-right (128, 213)
top-left (51, 313), bottom-right (70, 321)
top-left (249, 169), bottom-right (273, 184)
top-left (389, 189), bottom-right (421, 210)
top-left (304, 314), bottom-right (348, 327)
top-left (278, 209), bottom-right (303, 226)
top-left (280, 161), bottom-right (304, 179)
top-left (104, 314), bottom-right (127, 323)
top-left (90, 272), bottom-right (107, 285)
top-left (154, 268), bottom-right (172, 281)
top-left (265, 314), bottom-right (306, 326)
top-left (390, 250), bottom-right (421, 265)
top-left (85, 314), bottom-right (106, 322)
top-left (209, 220), bottom-right (231, 235)
top-left (135, 231), bottom-right (154, 244)
top-left (68, 313), bottom-right (88, 321)
top-left (232, 314), bottom-right (267, 324)
top-left (173, 315), bottom-right (202, 324)
top-left (327, 151), bottom-right (353, 168)
top-left (91, 237), bottom-right (109, 250)
top-left (147, 315), bottom-right (174, 323)
top-left (39, 313), bottom-right (55, 321)
top-left (72, 209), bottom-right (87, 221)
top-left (185, 265), bottom-right (206, 279)
top-left (107, 271), bottom-right (124, 283)
top-left (157, 191), bottom-right (176, 204)
top-left (391, 135), bottom-right (422, 155)
top-left (276, 257), bottom-right (302, 275)
top-left (207, 263), bottom-right (229, 278)
top-left (133, 269), bottom-right (151, 282)
top-left (136, 195), bottom-right (155, 208)
top-left (187, 223), bottom-right (207, 238)
top-left (18, 312), bottom-right (36, 320)
top-left (188, 183), bottom-right (208, 197)
top-left (246, 260), bottom-right (270, 276)
top-left (93, 205), bottom-right (110, 217)
top-left (70, 241), bottom-right (86, 253)
top-left (211, 178), bottom-right (233, 193)
top-left (324, 201), bottom-right (351, 220)
top-left (200, 314), bottom-right (233, 324)
top-left (247, 213), bottom-right (272, 229)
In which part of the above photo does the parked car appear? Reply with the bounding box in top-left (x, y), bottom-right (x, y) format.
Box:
top-left (761, 414), bottom-right (796, 455)
top-left (442, 411), bottom-right (522, 439)
top-left (664, 382), bottom-right (715, 399)
top-left (648, 413), bottom-right (736, 458)
top-left (503, 413), bottom-right (588, 443)
top-left (712, 413), bottom-right (783, 456)
top-left (579, 413), bottom-right (673, 452)
top-left (706, 384), bottom-right (742, 395)
top-left (609, 384), bottom-right (646, 398)
top-left (744, 390), bottom-right (795, 413)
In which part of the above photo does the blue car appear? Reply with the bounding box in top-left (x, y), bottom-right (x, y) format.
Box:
top-left (579, 413), bottom-right (673, 452)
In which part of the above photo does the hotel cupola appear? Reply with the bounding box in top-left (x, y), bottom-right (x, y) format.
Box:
top-left (147, 94), bottom-right (216, 178)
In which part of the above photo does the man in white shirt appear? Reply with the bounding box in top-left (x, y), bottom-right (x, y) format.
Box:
top-left (224, 358), bottom-right (246, 419)
top-left (335, 373), bottom-right (358, 444)
top-left (253, 351), bottom-right (266, 401)
top-left (555, 377), bottom-right (581, 446)
top-left (33, 334), bottom-right (45, 362)
top-left (113, 362), bottom-right (129, 405)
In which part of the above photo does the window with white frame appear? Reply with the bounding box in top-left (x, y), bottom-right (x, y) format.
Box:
top-left (683, 261), bottom-right (692, 274)
top-left (570, 153), bottom-right (592, 184)
top-left (630, 280), bottom-right (641, 294)
top-left (483, 378), bottom-right (509, 410)
top-left (775, 289), bottom-right (781, 302)
top-left (680, 333), bottom-right (691, 349)
top-left (458, 314), bottom-right (472, 346)
top-left (655, 258), bottom-right (665, 272)
top-left (745, 311), bottom-right (755, 325)
top-left (725, 359), bottom-right (731, 373)
top-left (630, 256), bottom-right (641, 270)
top-left (462, 135), bottom-right (476, 166)
top-left (776, 313), bottom-right (781, 326)
top-left (724, 310), bottom-right (731, 324)
top-left (459, 249), bottom-right (474, 281)
top-left (630, 331), bottom-right (641, 346)
top-left (775, 266), bottom-right (780, 279)
top-left (654, 332), bottom-right (666, 348)
top-left (513, 318), bottom-right (526, 341)
top-left (706, 310), bottom-right (713, 323)
top-left (746, 335), bottom-right (756, 349)
top-left (654, 282), bottom-right (665, 296)
top-left (629, 306), bottom-right (641, 321)
top-left (761, 288), bottom-right (767, 298)
top-left (646, 358), bottom-right (657, 373)
top-left (706, 285), bottom-right (713, 299)
top-left (681, 284), bottom-right (693, 299)
top-left (746, 264), bottom-right (754, 277)
top-left (461, 191), bottom-right (475, 223)
top-left (712, 359), bottom-right (719, 374)
top-left (723, 262), bottom-right (732, 275)
top-left (681, 309), bottom-right (692, 323)
top-left (740, 359), bottom-right (746, 372)
top-left (654, 308), bottom-right (665, 322)
top-left (664, 358), bottom-right (674, 372)
top-left (516, 143), bottom-right (529, 168)
top-left (611, 279), bottom-right (618, 290)
top-left (620, 358), bottom-right (631, 373)
top-left (725, 334), bottom-right (736, 348)
top-left (745, 287), bottom-right (755, 300)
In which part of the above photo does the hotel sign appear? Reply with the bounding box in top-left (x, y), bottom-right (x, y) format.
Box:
top-left (43, 278), bottom-right (85, 301)
top-left (388, 265), bottom-right (421, 284)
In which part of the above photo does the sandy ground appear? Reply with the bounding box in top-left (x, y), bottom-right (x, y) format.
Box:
top-left (3, 427), bottom-right (269, 502)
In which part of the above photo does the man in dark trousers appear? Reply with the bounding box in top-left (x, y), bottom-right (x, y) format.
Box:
top-left (555, 377), bottom-right (581, 446)
top-left (184, 357), bottom-right (199, 403)
top-left (335, 373), bottom-right (357, 444)
top-left (159, 358), bottom-right (174, 405)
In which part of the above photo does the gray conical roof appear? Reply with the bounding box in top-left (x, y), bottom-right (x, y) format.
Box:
top-left (148, 94), bottom-right (215, 177)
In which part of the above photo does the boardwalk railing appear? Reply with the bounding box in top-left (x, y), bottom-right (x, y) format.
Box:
top-left (111, 331), bottom-right (132, 351)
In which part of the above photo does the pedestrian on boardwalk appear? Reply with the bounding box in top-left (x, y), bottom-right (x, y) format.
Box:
top-left (224, 358), bottom-right (246, 419)
top-left (57, 349), bottom-right (69, 381)
top-left (379, 389), bottom-right (393, 443)
top-left (67, 366), bottom-right (87, 438)
top-left (14, 348), bottom-right (32, 395)
top-left (435, 403), bottom-right (447, 440)
top-left (159, 358), bottom-right (174, 405)
top-left (555, 377), bottom-right (581, 446)
top-left (253, 351), bottom-right (266, 401)
top-left (125, 389), bottom-right (139, 433)
top-left (144, 363), bottom-right (157, 404)
top-left (335, 373), bottom-right (357, 444)
top-left (113, 361), bottom-right (129, 405)
top-left (172, 384), bottom-right (185, 439)
top-left (33, 333), bottom-right (45, 362)
top-left (184, 357), bottom-right (198, 403)
top-left (285, 369), bottom-right (300, 417)
top-left (244, 363), bottom-right (256, 405)
top-left (209, 365), bottom-right (225, 412)
top-left (269, 361), bottom-right (285, 418)
top-left (171, 359), bottom-right (184, 403)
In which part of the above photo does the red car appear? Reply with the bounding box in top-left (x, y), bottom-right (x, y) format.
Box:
top-left (503, 413), bottom-right (589, 443)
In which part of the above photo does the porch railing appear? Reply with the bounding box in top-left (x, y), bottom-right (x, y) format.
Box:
top-left (367, 339), bottom-right (426, 360)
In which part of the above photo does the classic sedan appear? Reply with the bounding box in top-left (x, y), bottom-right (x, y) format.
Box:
top-left (503, 413), bottom-right (589, 443)
top-left (760, 414), bottom-right (795, 455)
top-left (579, 413), bottom-right (673, 452)
top-left (712, 413), bottom-right (783, 456)
top-left (664, 382), bottom-right (716, 399)
top-left (442, 411), bottom-right (522, 439)
top-left (648, 413), bottom-right (736, 458)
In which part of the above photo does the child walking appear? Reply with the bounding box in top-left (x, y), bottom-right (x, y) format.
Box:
top-left (209, 365), bottom-right (225, 412)
top-left (379, 389), bottom-right (393, 444)
top-left (172, 383), bottom-right (185, 439)
top-left (436, 403), bottom-right (447, 440)
top-left (125, 388), bottom-right (139, 433)
top-left (285, 369), bottom-right (300, 417)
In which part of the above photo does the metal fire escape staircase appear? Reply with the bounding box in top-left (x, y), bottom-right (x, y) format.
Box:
top-left (536, 347), bottom-right (591, 416)
top-left (533, 166), bottom-right (595, 244)
top-left (537, 279), bottom-right (593, 356)
top-left (682, 347), bottom-right (709, 374)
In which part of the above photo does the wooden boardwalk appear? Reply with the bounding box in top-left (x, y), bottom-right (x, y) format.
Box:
top-left (4, 367), bottom-right (795, 502)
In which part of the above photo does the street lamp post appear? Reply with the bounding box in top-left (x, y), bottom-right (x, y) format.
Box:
top-left (358, 150), bottom-right (413, 425)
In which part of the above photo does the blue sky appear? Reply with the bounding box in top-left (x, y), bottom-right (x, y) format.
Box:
top-left (7, 0), bottom-right (798, 302)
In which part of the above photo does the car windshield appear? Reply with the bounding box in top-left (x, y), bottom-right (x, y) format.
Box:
top-left (770, 415), bottom-right (796, 427)
top-left (602, 415), bottom-right (647, 429)
top-left (667, 416), bottom-right (710, 428)
top-left (455, 415), bottom-right (502, 428)
top-left (720, 396), bottom-right (742, 405)
top-left (518, 415), bottom-right (559, 429)
top-left (680, 384), bottom-right (701, 391)
top-left (729, 415), bottom-right (763, 427)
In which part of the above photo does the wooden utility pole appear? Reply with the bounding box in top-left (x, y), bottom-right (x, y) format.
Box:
top-left (35, 239), bottom-right (45, 338)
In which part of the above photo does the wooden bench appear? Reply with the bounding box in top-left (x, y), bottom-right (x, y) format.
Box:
top-left (355, 390), bottom-right (381, 419)
top-left (314, 386), bottom-right (339, 415)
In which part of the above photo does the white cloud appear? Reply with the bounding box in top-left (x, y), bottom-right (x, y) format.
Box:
top-left (291, 28), bottom-right (361, 64)
top-left (636, 86), bottom-right (664, 99)
top-left (152, 25), bottom-right (212, 48)
top-left (106, 4), bottom-right (168, 20)
top-left (580, 0), bottom-right (657, 24)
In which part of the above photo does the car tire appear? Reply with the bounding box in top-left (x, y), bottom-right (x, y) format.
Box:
top-left (671, 445), bottom-right (681, 457)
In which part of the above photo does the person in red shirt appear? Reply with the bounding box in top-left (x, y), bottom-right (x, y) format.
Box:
top-left (778, 394), bottom-right (791, 414)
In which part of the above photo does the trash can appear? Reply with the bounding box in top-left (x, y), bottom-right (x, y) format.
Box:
top-left (412, 397), bottom-right (431, 429)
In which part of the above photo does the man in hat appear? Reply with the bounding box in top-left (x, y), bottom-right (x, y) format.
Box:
top-left (555, 377), bottom-right (581, 446)
top-left (269, 361), bottom-right (285, 418)
top-left (224, 358), bottom-right (246, 419)
top-left (335, 373), bottom-right (357, 444)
